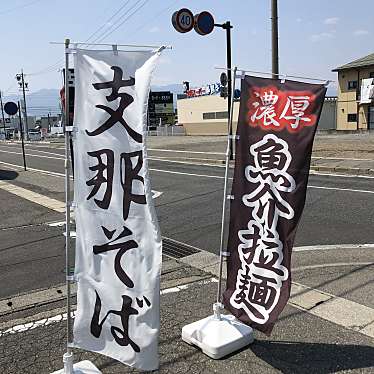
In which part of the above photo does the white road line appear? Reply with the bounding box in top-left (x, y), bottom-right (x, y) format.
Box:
top-left (149, 149), bottom-right (374, 162)
top-left (310, 170), bottom-right (374, 179)
top-left (0, 144), bottom-right (64, 158)
top-left (293, 262), bottom-right (374, 272)
top-left (0, 278), bottom-right (217, 337)
top-left (149, 167), bottom-right (225, 179)
top-left (150, 168), bottom-right (374, 194)
top-left (0, 149), bottom-right (65, 160)
top-left (150, 156), bottom-right (225, 163)
top-left (0, 160), bottom-right (65, 178)
top-left (0, 181), bottom-right (65, 213)
top-left (3, 143), bottom-right (374, 162)
top-left (0, 311), bottom-right (75, 337)
top-left (148, 157), bottom-right (225, 168)
top-left (1, 159), bottom-right (373, 195)
top-left (312, 156), bottom-right (374, 162)
top-left (151, 190), bottom-right (163, 199)
top-left (47, 221), bottom-right (65, 227)
top-left (308, 185), bottom-right (374, 194)
top-left (148, 148), bottom-right (225, 155)
top-left (148, 157), bottom-right (374, 180)
top-left (294, 244), bottom-right (374, 252)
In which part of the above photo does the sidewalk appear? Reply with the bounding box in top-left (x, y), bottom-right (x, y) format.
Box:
top-left (1, 250), bottom-right (374, 373)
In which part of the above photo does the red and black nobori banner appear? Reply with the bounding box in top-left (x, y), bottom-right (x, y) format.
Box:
top-left (223, 75), bottom-right (326, 335)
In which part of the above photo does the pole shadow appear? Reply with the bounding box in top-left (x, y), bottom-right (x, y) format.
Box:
top-left (0, 169), bottom-right (18, 181)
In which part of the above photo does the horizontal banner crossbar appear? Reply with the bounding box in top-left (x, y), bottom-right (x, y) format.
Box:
top-left (50, 41), bottom-right (172, 50)
top-left (214, 66), bottom-right (333, 84)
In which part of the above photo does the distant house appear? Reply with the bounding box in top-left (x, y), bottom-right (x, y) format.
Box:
top-left (40, 115), bottom-right (61, 130)
top-left (332, 53), bottom-right (374, 130)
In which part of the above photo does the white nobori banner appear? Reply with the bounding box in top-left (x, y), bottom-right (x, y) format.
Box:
top-left (72, 48), bottom-right (162, 370)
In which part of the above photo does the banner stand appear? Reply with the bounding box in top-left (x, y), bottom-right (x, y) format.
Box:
top-left (181, 67), bottom-right (254, 359)
top-left (51, 38), bottom-right (101, 374)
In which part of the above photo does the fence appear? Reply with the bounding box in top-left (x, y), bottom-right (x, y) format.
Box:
top-left (147, 125), bottom-right (185, 137)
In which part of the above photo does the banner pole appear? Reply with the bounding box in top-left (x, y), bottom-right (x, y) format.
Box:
top-left (215, 67), bottom-right (238, 313)
top-left (63, 37), bottom-right (74, 374)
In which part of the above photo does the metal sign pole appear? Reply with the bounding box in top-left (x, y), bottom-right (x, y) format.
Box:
top-left (50, 38), bottom-right (102, 374)
top-left (215, 67), bottom-right (237, 313)
top-left (0, 91), bottom-right (6, 134)
top-left (182, 67), bottom-right (253, 358)
top-left (17, 101), bottom-right (27, 171)
top-left (63, 37), bottom-right (74, 374)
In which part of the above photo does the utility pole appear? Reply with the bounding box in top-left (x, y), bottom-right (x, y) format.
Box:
top-left (17, 101), bottom-right (27, 170)
top-left (0, 90), bottom-right (6, 134)
top-left (47, 112), bottom-right (51, 131)
top-left (16, 70), bottom-right (29, 140)
top-left (271, 0), bottom-right (279, 78)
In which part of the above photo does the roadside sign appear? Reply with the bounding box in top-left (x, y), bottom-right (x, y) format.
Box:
top-left (194, 11), bottom-right (215, 36)
top-left (4, 101), bottom-right (18, 116)
top-left (172, 8), bottom-right (194, 33)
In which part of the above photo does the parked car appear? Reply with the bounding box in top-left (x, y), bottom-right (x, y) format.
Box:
top-left (28, 129), bottom-right (42, 141)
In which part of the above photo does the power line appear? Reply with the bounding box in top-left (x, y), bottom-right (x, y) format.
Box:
top-left (15, 0), bottom-right (151, 86)
top-left (83, 0), bottom-right (132, 45)
top-left (26, 0), bottom-right (136, 75)
top-left (27, 59), bottom-right (64, 76)
top-left (132, 0), bottom-right (180, 34)
top-left (88, 0), bottom-right (143, 45)
top-left (94, 0), bottom-right (151, 44)
top-left (0, 0), bottom-right (45, 16)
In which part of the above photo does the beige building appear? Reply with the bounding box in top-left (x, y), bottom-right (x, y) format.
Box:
top-left (177, 93), bottom-right (336, 135)
top-left (177, 95), bottom-right (239, 135)
top-left (333, 53), bottom-right (374, 130)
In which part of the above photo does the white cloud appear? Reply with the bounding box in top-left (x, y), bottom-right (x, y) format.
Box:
top-left (296, 18), bottom-right (302, 23)
top-left (310, 32), bottom-right (334, 42)
top-left (324, 17), bottom-right (339, 25)
top-left (353, 29), bottom-right (369, 36)
top-left (149, 26), bottom-right (160, 33)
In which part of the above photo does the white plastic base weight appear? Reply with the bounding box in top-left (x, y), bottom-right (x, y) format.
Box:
top-left (182, 313), bottom-right (254, 359)
top-left (51, 358), bottom-right (102, 374)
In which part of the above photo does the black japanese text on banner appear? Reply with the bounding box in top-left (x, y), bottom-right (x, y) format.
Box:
top-left (72, 49), bottom-right (162, 370)
top-left (223, 76), bottom-right (326, 335)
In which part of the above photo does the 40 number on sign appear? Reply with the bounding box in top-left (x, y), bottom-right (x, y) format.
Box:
top-left (172, 8), bottom-right (194, 33)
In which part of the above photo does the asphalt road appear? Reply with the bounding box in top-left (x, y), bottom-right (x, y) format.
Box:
top-left (0, 141), bottom-right (373, 252)
top-left (0, 141), bottom-right (373, 373)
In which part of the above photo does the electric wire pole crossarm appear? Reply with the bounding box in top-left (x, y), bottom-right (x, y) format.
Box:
top-left (15, 71), bottom-right (29, 140)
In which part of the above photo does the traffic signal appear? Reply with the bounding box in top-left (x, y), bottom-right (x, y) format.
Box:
top-left (183, 81), bottom-right (190, 93)
top-left (220, 86), bottom-right (228, 98)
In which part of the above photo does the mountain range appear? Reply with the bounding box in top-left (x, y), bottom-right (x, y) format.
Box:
top-left (3, 84), bottom-right (184, 117)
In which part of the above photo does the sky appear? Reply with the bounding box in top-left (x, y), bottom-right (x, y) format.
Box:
top-left (0, 0), bottom-right (373, 98)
